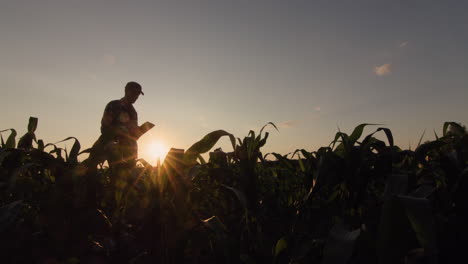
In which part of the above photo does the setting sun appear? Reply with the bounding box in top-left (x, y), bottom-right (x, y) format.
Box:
top-left (144, 140), bottom-right (169, 164)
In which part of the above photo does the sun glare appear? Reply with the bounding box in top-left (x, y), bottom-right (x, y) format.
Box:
top-left (145, 140), bottom-right (169, 164)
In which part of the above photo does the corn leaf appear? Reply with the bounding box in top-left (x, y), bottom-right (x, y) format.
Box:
top-left (259, 122), bottom-right (278, 135)
top-left (349, 123), bottom-right (378, 145)
top-left (398, 195), bottom-right (437, 259)
top-left (54, 137), bottom-right (81, 164)
top-left (37, 139), bottom-right (45, 151)
top-left (27, 117), bottom-right (38, 133)
top-left (221, 184), bottom-right (248, 211)
top-left (184, 130), bottom-right (235, 166)
top-left (273, 237), bottom-right (288, 257)
top-left (321, 224), bottom-right (360, 264)
top-left (417, 129), bottom-right (426, 148)
top-left (0, 129), bottom-right (17, 149)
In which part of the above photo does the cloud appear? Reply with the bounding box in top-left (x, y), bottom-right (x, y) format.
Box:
top-left (399, 41), bottom-right (409, 48)
top-left (278, 120), bottom-right (302, 128)
top-left (374, 63), bottom-right (392, 76)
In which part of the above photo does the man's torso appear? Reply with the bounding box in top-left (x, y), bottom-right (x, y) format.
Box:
top-left (101, 99), bottom-right (138, 137)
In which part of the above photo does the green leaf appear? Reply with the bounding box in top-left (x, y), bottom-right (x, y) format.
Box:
top-left (259, 122), bottom-right (279, 135)
top-left (258, 132), bottom-right (269, 148)
top-left (291, 150), bottom-right (307, 172)
top-left (330, 131), bottom-right (345, 149)
top-left (54, 137), bottom-right (81, 164)
top-left (27, 116), bottom-right (38, 133)
top-left (16, 117), bottom-right (39, 149)
top-left (187, 164), bottom-right (201, 180)
top-left (298, 157), bottom-right (306, 173)
top-left (349, 123), bottom-right (378, 144)
top-left (433, 130), bottom-right (439, 140)
top-left (368, 127), bottom-right (394, 147)
top-left (333, 132), bottom-right (351, 155)
top-left (37, 139), bottom-right (45, 151)
top-left (380, 127), bottom-right (394, 147)
top-left (17, 133), bottom-right (35, 149)
top-left (78, 147), bottom-right (92, 155)
top-left (4, 129), bottom-right (17, 149)
top-left (274, 237), bottom-right (288, 257)
top-left (398, 195), bottom-right (437, 257)
top-left (321, 224), bottom-right (360, 264)
top-left (202, 216), bottom-right (230, 260)
top-left (417, 129), bottom-right (426, 148)
top-left (377, 195), bottom-right (437, 264)
top-left (197, 154), bottom-right (206, 164)
top-left (184, 130), bottom-right (235, 166)
top-left (300, 149), bottom-right (314, 160)
top-left (443, 122), bottom-right (450, 137)
top-left (248, 130), bottom-right (256, 139)
top-left (268, 152), bottom-right (294, 169)
top-left (69, 138), bottom-right (81, 163)
top-left (443, 122), bottom-right (465, 137)
top-left (221, 184), bottom-right (248, 211)
top-left (50, 146), bottom-right (64, 160)
top-left (414, 140), bottom-right (445, 165)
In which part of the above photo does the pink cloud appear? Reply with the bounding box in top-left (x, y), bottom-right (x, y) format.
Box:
top-left (374, 63), bottom-right (392, 76)
top-left (278, 120), bottom-right (302, 128)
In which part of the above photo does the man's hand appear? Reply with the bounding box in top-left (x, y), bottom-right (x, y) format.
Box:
top-left (128, 123), bottom-right (141, 139)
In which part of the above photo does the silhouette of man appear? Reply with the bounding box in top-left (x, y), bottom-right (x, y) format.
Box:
top-left (82, 81), bottom-right (149, 206)
top-left (84, 81), bottom-right (145, 170)
top-left (98, 81), bottom-right (144, 168)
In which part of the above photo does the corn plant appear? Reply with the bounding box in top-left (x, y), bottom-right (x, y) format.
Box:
top-left (1, 118), bottom-right (468, 263)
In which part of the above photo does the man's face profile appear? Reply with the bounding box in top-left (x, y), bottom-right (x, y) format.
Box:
top-left (124, 82), bottom-right (143, 104)
top-left (127, 91), bottom-right (140, 104)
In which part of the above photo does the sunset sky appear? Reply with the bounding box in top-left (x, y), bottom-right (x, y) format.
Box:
top-left (1, 0), bottom-right (468, 164)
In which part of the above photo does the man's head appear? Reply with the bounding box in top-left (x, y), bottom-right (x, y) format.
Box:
top-left (124, 81), bottom-right (144, 104)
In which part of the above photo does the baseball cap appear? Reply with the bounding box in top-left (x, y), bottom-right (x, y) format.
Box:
top-left (125, 81), bottom-right (144, 95)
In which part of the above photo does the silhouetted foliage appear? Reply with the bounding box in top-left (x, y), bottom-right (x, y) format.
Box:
top-left (1, 118), bottom-right (467, 263)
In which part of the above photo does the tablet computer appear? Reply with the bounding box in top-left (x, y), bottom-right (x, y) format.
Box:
top-left (137, 122), bottom-right (155, 138)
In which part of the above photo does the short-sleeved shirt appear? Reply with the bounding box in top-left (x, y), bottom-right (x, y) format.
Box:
top-left (100, 99), bottom-right (138, 140)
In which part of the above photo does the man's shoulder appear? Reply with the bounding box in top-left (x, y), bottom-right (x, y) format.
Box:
top-left (105, 99), bottom-right (123, 110)
top-left (106, 99), bottom-right (121, 106)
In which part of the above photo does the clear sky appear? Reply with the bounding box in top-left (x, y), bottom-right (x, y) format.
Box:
top-left (1, 0), bottom-right (467, 164)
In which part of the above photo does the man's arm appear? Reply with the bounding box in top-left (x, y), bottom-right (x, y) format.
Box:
top-left (127, 104), bottom-right (141, 139)
top-left (101, 102), bottom-right (116, 135)
top-left (100, 102), bottom-right (129, 140)
top-left (132, 122), bottom-right (155, 139)
top-left (128, 122), bottom-right (141, 139)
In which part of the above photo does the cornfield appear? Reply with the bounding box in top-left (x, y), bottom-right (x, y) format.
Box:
top-left (1, 118), bottom-right (467, 264)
